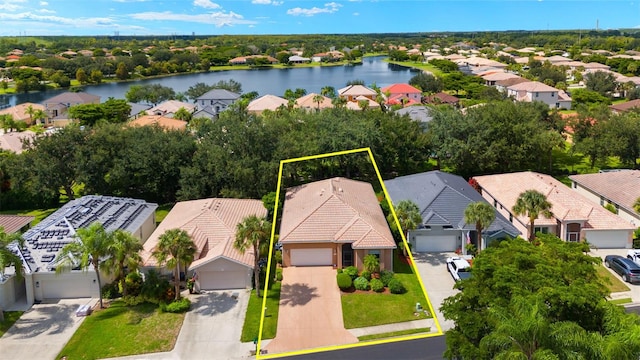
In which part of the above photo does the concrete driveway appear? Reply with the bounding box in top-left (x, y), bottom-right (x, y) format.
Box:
top-left (103, 290), bottom-right (253, 360)
top-left (0, 298), bottom-right (97, 360)
top-left (264, 267), bottom-right (357, 354)
top-left (590, 248), bottom-right (640, 303)
top-left (412, 253), bottom-right (458, 331)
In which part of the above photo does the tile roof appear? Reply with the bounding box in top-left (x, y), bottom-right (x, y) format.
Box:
top-left (395, 105), bottom-right (434, 123)
top-left (19, 195), bottom-right (157, 274)
top-left (279, 177), bottom-right (396, 249)
top-left (0, 103), bottom-right (45, 122)
top-left (247, 94), bottom-right (288, 112)
top-left (495, 77), bottom-right (530, 87)
top-left (345, 97), bottom-right (380, 110)
top-left (610, 99), bottom-right (640, 112)
top-left (481, 72), bottom-right (520, 81)
top-left (294, 93), bottom-right (334, 109)
top-left (380, 83), bottom-right (422, 95)
top-left (569, 170), bottom-right (640, 216)
top-left (385, 171), bottom-right (520, 237)
top-left (146, 100), bottom-right (195, 116)
top-left (43, 92), bottom-right (100, 105)
top-left (141, 198), bottom-right (267, 269)
top-left (0, 215), bottom-right (34, 234)
top-left (423, 92), bottom-right (459, 104)
top-left (128, 115), bottom-right (187, 130)
top-left (338, 85), bottom-right (377, 97)
top-left (196, 89), bottom-right (241, 101)
top-left (0, 130), bottom-right (36, 154)
top-left (474, 172), bottom-right (636, 231)
top-left (507, 81), bottom-right (558, 92)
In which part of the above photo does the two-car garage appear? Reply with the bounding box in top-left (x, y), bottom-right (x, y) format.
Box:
top-left (290, 248), bottom-right (333, 266)
top-left (413, 235), bottom-right (458, 253)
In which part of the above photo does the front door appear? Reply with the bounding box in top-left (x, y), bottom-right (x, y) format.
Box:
top-left (342, 243), bottom-right (353, 267)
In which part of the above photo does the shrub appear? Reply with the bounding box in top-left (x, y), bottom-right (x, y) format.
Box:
top-left (122, 271), bottom-right (143, 296)
top-left (388, 278), bottom-right (406, 294)
top-left (122, 295), bottom-right (146, 306)
top-left (370, 278), bottom-right (384, 292)
top-left (101, 282), bottom-right (120, 299)
top-left (360, 270), bottom-right (371, 281)
top-left (141, 270), bottom-right (172, 303)
top-left (274, 250), bottom-right (282, 265)
top-left (160, 298), bottom-right (191, 313)
top-left (337, 273), bottom-right (352, 290)
top-left (354, 276), bottom-right (370, 291)
top-left (344, 266), bottom-right (359, 279)
top-left (337, 268), bottom-right (343, 274)
top-left (276, 269), bottom-right (283, 281)
top-left (380, 270), bottom-right (395, 286)
top-left (363, 254), bottom-right (380, 274)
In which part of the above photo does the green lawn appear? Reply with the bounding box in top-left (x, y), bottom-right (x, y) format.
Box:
top-left (358, 327), bottom-right (431, 342)
top-left (610, 297), bottom-right (632, 305)
top-left (0, 311), bottom-right (23, 337)
top-left (56, 301), bottom-right (184, 360)
top-left (240, 280), bottom-right (281, 342)
top-left (155, 203), bottom-right (175, 225)
top-left (384, 59), bottom-right (444, 77)
top-left (597, 264), bottom-right (630, 293)
top-left (341, 253), bottom-right (431, 329)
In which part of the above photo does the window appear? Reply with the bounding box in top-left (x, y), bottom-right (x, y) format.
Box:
top-left (509, 214), bottom-right (513, 222)
top-left (369, 249), bottom-right (380, 259)
top-left (493, 199), bottom-right (497, 207)
top-left (551, 92), bottom-right (555, 97)
top-left (535, 92), bottom-right (539, 97)
top-left (534, 227), bottom-right (549, 234)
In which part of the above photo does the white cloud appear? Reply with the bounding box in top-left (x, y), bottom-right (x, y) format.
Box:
top-left (38, 8), bottom-right (55, 13)
top-left (0, 0), bottom-right (27, 12)
top-left (287, 2), bottom-right (341, 16)
top-left (193, 0), bottom-right (221, 9)
top-left (39, 1), bottom-right (48, 5)
top-left (130, 11), bottom-right (256, 27)
top-left (113, 0), bottom-right (149, 2)
top-left (0, 11), bottom-right (117, 27)
top-left (252, 0), bottom-right (283, 5)
top-left (353, 12), bottom-right (359, 16)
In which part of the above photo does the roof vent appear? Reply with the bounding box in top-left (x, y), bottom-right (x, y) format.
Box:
top-left (339, 188), bottom-right (343, 193)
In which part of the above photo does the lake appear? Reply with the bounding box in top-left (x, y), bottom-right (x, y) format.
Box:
top-left (1, 56), bottom-right (421, 107)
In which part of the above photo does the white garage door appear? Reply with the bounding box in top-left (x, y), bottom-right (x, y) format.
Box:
top-left (414, 235), bottom-right (457, 252)
top-left (198, 271), bottom-right (247, 290)
top-left (290, 248), bottom-right (332, 266)
top-left (584, 230), bottom-right (631, 249)
top-left (41, 275), bottom-right (95, 299)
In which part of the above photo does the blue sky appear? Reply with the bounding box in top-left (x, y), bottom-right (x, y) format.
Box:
top-left (0, 0), bottom-right (638, 36)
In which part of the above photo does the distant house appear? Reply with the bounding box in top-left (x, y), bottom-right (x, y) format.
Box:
top-left (569, 170), bottom-right (640, 228)
top-left (423, 92), bottom-right (459, 106)
top-left (288, 55), bottom-right (311, 64)
top-left (481, 72), bottom-right (521, 86)
top-left (474, 171), bottom-right (635, 248)
top-left (338, 85), bottom-right (377, 102)
top-left (128, 115), bottom-right (187, 131)
top-left (128, 103), bottom-right (152, 120)
top-left (142, 198), bottom-right (267, 290)
top-left (194, 89), bottom-right (240, 120)
top-left (385, 171), bottom-right (520, 253)
top-left (495, 77), bottom-right (530, 92)
top-left (0, 196), bottom-right (157, 308)
top-left (229, 55), bottom-right (278, 65)
top-left (247, 94), bottom-right (288, 115)
top-left (381, 84), bottom-right (422, 105)
top-left (0, 102), bottom-right (45, 125)
top-left (610, 99), bottom-right (640, 113)
top-left (146, 100), bottom-right (195, 118)
top-left (279, 177), bottom-right (396, 270)
top-left (394, 105), bottom-right (434, 125)
top-left (345, 96), bottom-right (380, 111)
top-left (294, 93), bottom-right (333, 111)
top-left (506, 81), bottom-right (571, 109)
top-left (43, 92), bottom-right (100, 127)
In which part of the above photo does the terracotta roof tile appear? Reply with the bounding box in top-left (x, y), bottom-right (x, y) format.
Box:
top-left (569, 170), bottom-right (640, 216)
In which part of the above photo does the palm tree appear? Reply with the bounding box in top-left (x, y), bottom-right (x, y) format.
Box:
top-left (56, 222), bottom-right (110, 308)
top-left (512, 190), bottom-right (554, 242)
top-left (234, 215), bottom-right (271, 298)
top-left (331, 96), bottom-right (347, 108)
top-left (32, 109), bottom-right (46, 126)
top-left (464, 201), bottom-right (496, 251)
top-left (312, 94), bottom-right (324, 112)
top-left (153, 229), bottom-right (196, 300)
top-left (634, 197), bottom-right (640, 214)
top-left (321, 86), bottom-right (336, 99)
top-left (25, 105), bottom-right (35, 124)
top-left (388, 200), bottom-right (422, 256)
top-left (0, 227), bottom-right (23, 322)
top-left (103, 230), bottom-right (142, 297)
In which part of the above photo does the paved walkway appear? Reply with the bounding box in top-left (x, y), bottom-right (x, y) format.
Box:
top-left (263, 267), bottom-right (358, 355)
top-left (347, 318), bottom-right (436, 338)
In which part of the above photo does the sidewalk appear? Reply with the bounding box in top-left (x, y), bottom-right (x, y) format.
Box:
top-left (347, 318), bottom-right (437, 338)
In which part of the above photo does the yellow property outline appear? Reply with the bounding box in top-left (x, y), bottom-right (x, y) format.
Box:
top-left (257, 147), bottom-right (443, 359)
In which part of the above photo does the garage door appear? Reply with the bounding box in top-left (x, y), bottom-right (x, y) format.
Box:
top-left (584, 230), bottom-right (631, 249)
top-left (40, 275), bottom-right (96, 299)
top-left (290, 248), bottom-right (332, 266)
top-left (414, 235), bottom-right (457, 252)
top-left (198, 270), bottom-right (247, 290)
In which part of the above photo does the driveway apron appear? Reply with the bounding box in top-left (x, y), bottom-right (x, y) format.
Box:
top-left (412, 253), bottom-right (458, 331)
top-left (264, 267), bottom-right (357, 354)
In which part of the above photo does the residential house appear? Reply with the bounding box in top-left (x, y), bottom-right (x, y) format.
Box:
top-left (506, 81), bottom-right (571, 109)
top-left (288, 55), bottom-right (311, 64)
top-left (128, 115), bottom-right (187, 131)
top-left (194, 89), bottom-right (240, 120)
top-left (146, 100), bottom-right (195, 118)
top-left (0, 130), bottom-right (37, 154)
top-left (610, 99), bottom-right (640, 113)
top-left (142, 198), bottom-right (267, 290)
top-left (495, 77), bottom-right (530, 93)
top-left (0, 215), bottom-right (34, 309)
top-left (394, 105), bottom-right (434, 125)
top-left (345, 96), bottom-right (380, 111)
top-left (229, 55), bottom-right (278, 65)
top-left (246, 94), bottom-right (288, 115)
top-left (128, 103), bottom-right (152, 120)
top-left (381, 84), bottom-right (422, 105)
top-left (2, 196), bottom-right (157, 308)
top-left (294, 93), bottom-right (333, 111)
top-left (474, 171), bottom-right (636, 248)
top-left (0, 102), bottom-right (45, 125)
top-left (338, 85), bottom-right (377, 102)
top-left (423, 92), bottom-right (460, 106)
top-left (279, 177), bottom-right (396, 270)
top-left (43, 92), bottom-right (100, 127)
top-left (569, 170), bottom-right (640, 228)
top-left (385, 171), bottom-right (520, 254)
top-left (481, 72), bottom-right (521, 86)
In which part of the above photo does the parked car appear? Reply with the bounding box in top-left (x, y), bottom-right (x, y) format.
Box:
top-left (627, 250), bottom-right (640, 266)
top-left (446, 256), bottom-right (472, 282)
top-left (604, 255), bottom-right (640, 284)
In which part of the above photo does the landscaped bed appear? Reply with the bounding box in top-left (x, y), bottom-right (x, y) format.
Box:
top-left (56, 300), bottom-right (184, 360)
top-left (240, 279), bottom-right (282, 342)
top-left (358, 327), bottom-right (431, 342)
top-left (340, 252), bottom-right (431, 329)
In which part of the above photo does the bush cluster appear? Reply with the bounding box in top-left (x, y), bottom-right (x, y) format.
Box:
top-left (370, 278), bottom-right (385, 292)
top-left (337, 273), bottom-right (353, 290)
top-left (343, 266), bottom-right (359, 279)
top-left (360, 270), bottom-right (371, 281)
top-left (160, 298), bottom-right (191, 313)
top-left (354, 276), bottom-right (370, 291)
top-left (388, 278), bottom-right (406, 294)
top-left (380, 270), bottom-right (395, 287)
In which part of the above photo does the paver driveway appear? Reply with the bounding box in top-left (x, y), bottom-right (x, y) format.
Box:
top-left (412, 252), bottom-right (458, 331)
top-left (264, 267), bottom-right (357, 354)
